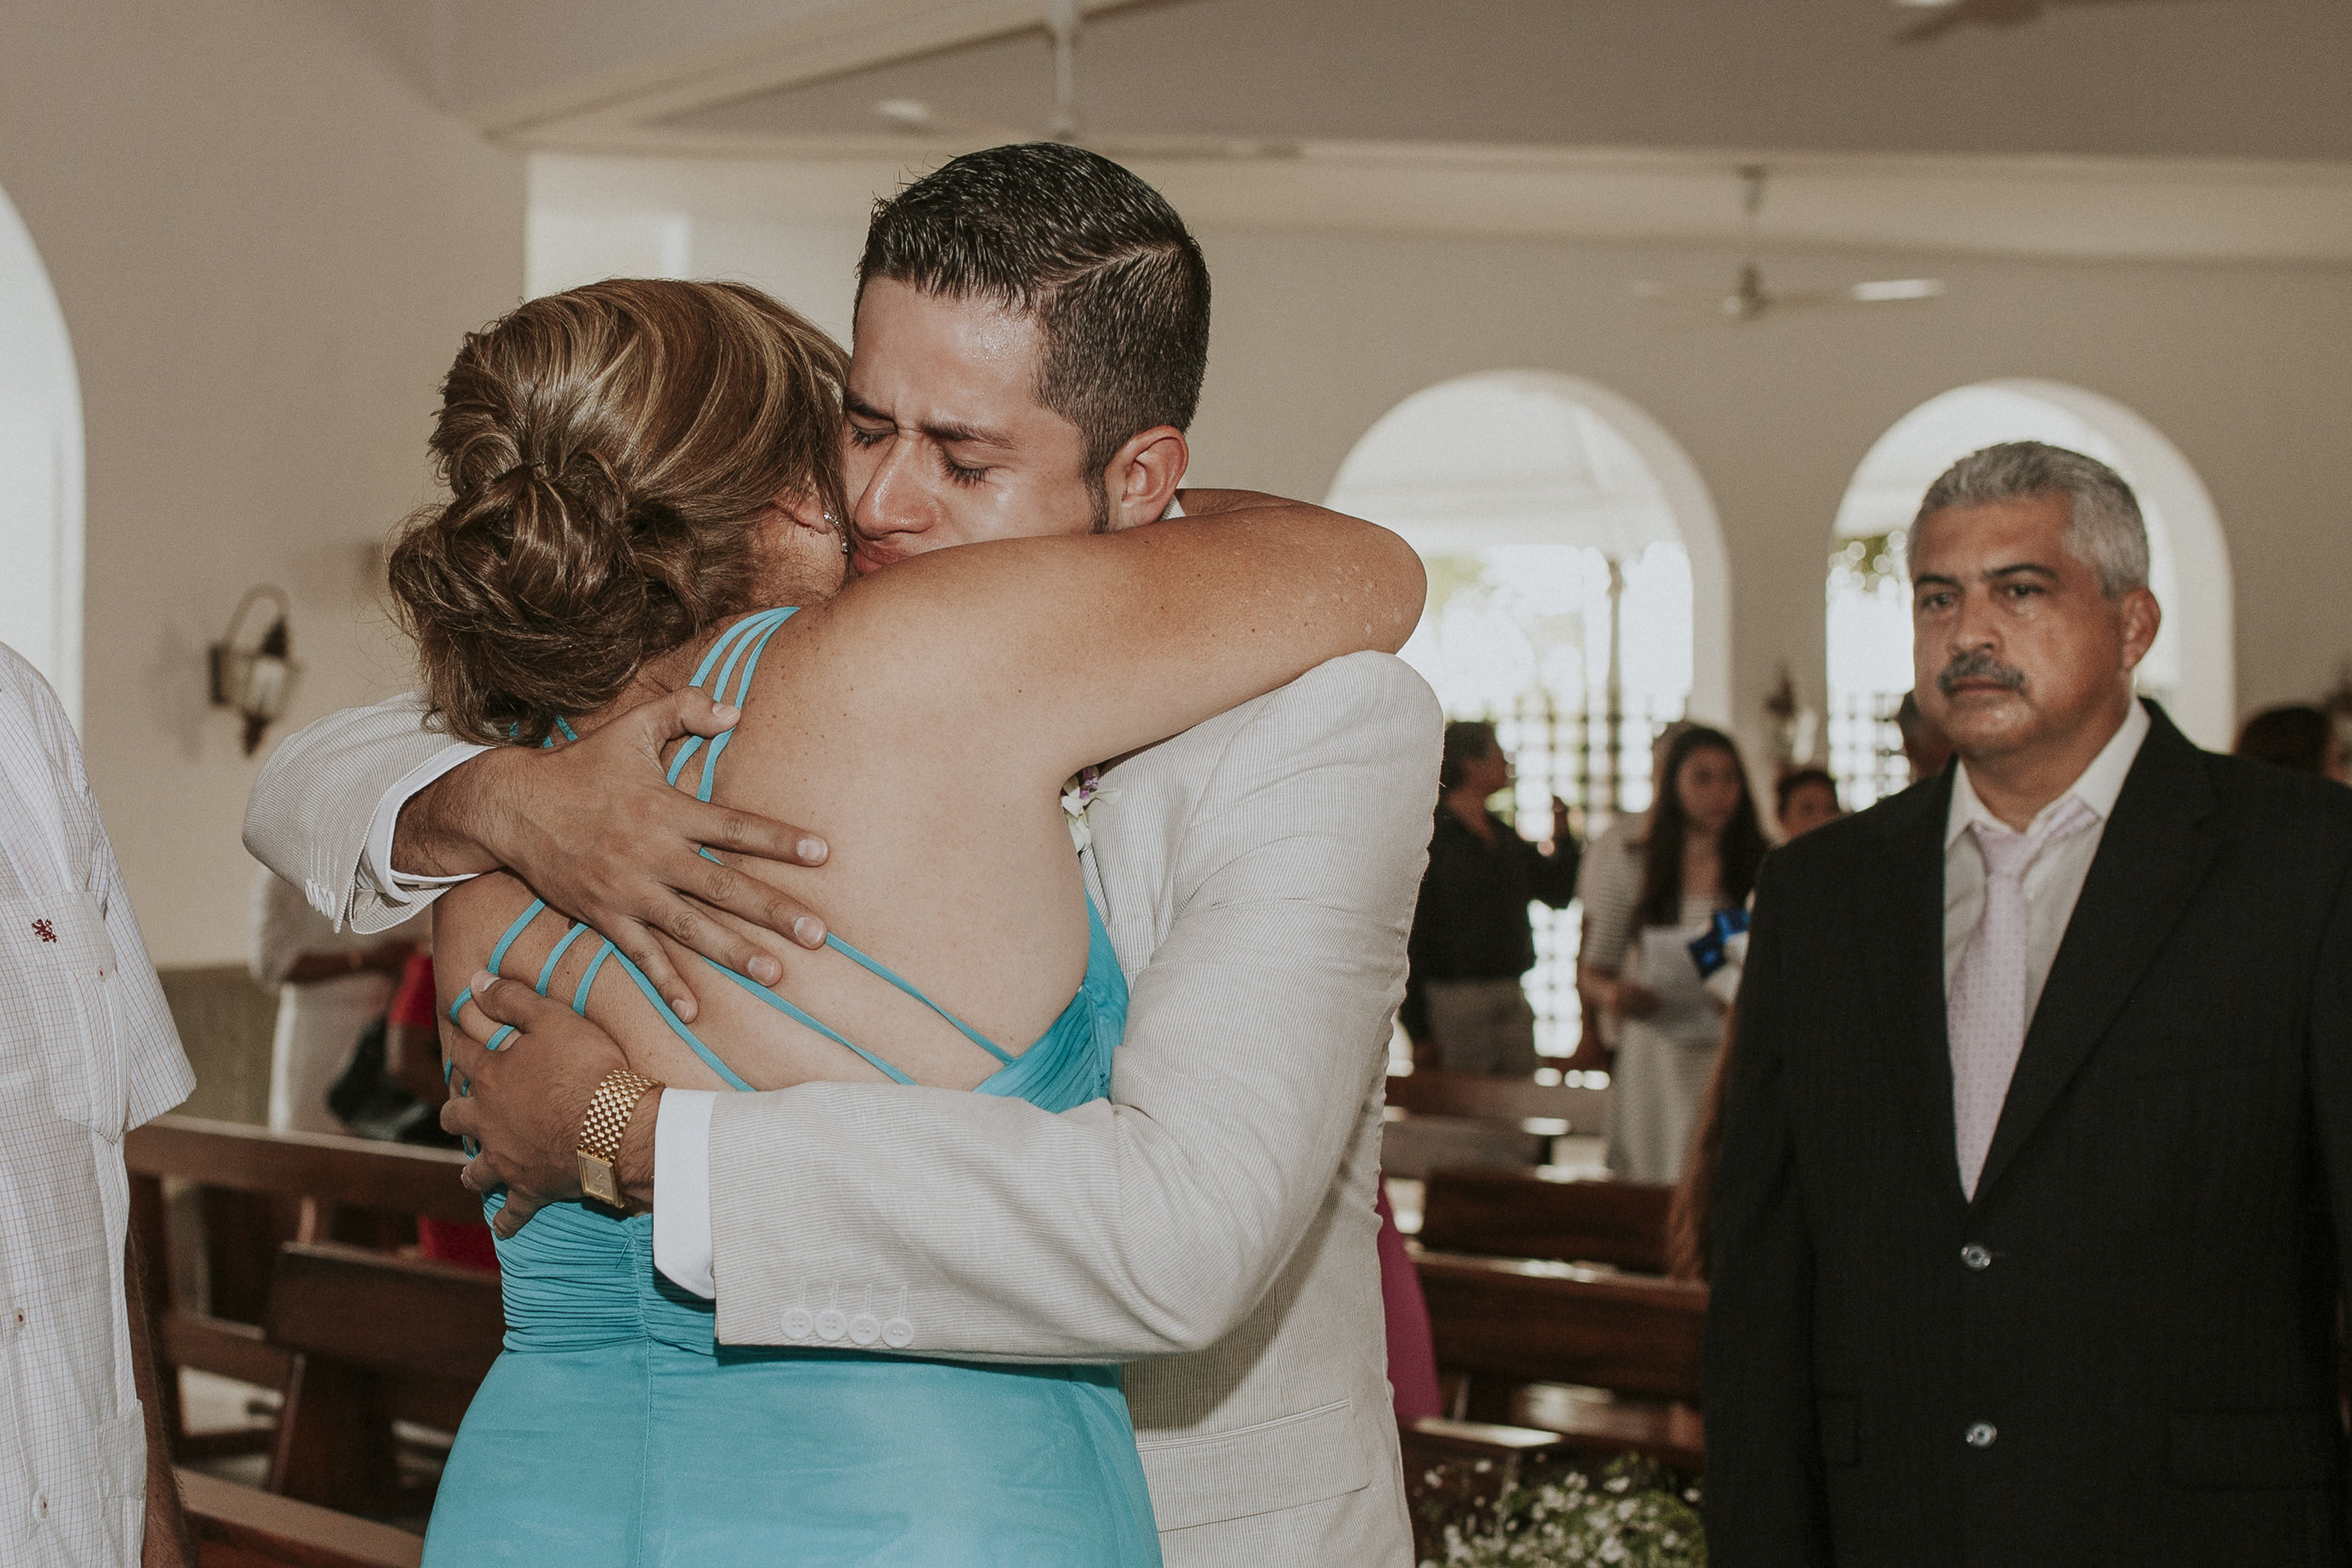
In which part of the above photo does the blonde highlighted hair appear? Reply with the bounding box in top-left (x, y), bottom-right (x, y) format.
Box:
top-left (387, 278), bottom-right (849, 746)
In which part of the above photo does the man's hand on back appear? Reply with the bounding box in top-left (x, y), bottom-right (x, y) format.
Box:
top-left (395, 687), bottom-right (833, 1020)
top-left (444, 974), bottom-right (656, 1238)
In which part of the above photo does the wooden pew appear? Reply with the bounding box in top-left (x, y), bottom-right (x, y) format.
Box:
top-left (180, 1466), bottom-right (421, 1568)
top-left (1415, 1250), bottom-right (1707, 1470)
top-left (124, 1117), bottom-right (484, 1458)
top-left (262, 1242), bottom-right (506, 1513)
top-left (1420, 1167), bottom-right (1675, 1276)
top-left (1380, 1069), bottom-right (1612, 1180)
top-left (1385, 1069), bottom-right (1601, 1130)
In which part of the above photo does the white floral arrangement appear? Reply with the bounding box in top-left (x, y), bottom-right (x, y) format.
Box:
top-left (1421, 1461), bottom-right (1706, 1568)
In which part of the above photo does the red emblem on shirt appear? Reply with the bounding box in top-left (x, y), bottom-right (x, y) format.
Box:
top-left (31, 919), bottom-right (56, 943)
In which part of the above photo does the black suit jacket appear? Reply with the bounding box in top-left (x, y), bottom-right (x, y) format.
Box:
top-left (1706, 703), bottom-right (2352, 1568)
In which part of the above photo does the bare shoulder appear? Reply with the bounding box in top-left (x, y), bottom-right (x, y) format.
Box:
top-left (429, 869), bottom-right (543, 1011)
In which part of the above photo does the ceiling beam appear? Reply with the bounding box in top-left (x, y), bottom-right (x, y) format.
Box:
top-left (464, 0), bottom-right (1149, 140)
top-left (524, 141), bottom-right (2352, 266)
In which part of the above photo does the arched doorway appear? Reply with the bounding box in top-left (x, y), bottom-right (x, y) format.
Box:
top-left (1827, 380), bottom-right (2231, 806)
top-left (0, 185), bottom-right (84, 720)
top-left (1327, 371), bottom-right (1726, 1066)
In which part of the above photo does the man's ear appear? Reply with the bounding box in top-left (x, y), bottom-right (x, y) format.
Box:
top-left (2116, 586), bottom-right (2162, 673)
top-left (1101, 426), bottom-right (1189, 531)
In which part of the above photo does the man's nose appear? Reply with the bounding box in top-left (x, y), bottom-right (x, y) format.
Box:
top-left (1947, 586), bottom-right (2001, 651)
top-left (852, 436), bottom-right (936, 540)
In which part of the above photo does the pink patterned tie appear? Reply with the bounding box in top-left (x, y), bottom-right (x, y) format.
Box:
top-left (1947, 796), bottom-right (2098, 1198)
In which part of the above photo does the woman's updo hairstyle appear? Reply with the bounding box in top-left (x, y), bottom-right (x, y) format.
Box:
top-left (388, 278), bottom-right (849, 746)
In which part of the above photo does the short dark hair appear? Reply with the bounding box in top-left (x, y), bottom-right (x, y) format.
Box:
top-left (857, 143), bottom-right (1211, 519)
top-left (1439, 721), bottom-right (1500, 791)
top-left (1773, 768), bottom-right (1839, 819)
top-left (2233, 704), bottom-right (2334, 776)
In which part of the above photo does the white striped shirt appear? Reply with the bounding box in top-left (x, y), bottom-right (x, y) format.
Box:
top-left (0, 642), bottom-right (193, 1567)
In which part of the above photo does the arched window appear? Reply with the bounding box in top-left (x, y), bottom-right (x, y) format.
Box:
top-left (1827, 380), bottom-right (2231, 807)
top-left (1327, 371), bottom-right (1726, 1065)
top-left (0, 185), bottom-right (83, 720)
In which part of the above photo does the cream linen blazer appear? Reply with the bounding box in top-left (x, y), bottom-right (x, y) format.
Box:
top-left (243, 652), bottom-right (1441, 1568)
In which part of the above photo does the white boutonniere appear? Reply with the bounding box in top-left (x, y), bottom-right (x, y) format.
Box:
top-left (1061, 765), bottom-right (1120, 853)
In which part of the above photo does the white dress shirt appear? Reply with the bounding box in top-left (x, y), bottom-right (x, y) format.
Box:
top-left (1943, 698), bottom-right (2151, 1018)
top-left (0, 642), bottom-right (194, 1567)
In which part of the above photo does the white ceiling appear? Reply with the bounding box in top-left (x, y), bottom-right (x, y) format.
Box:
top-left (321, 0), bottom-right (2352, 263)
top-left (322, 0), bottom-right (2352, 161)
top-left (666, 0), bottom-right (2352, 164)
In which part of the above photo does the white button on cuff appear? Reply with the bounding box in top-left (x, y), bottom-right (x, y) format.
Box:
top-left (882, 1317), bottom-right (914, 1348)
top-left (815, 1307), bottom-right (848, 1342)
top-left (781, 1307), bottom-right (813, 1340)
top-left (1965, 1421), bottom-right (1998, 1449)
top-left (849, 1312), bottom-right (881, 1346)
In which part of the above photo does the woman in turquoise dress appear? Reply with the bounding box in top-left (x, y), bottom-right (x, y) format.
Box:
top-left (382, 278), bottom-right (1423, 1566)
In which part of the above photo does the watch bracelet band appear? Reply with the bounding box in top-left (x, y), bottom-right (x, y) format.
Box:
top-left (577, 1069), bottom-right (661, 1165)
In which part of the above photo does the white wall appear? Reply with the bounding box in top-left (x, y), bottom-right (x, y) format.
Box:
top-left (0, 0), bottom-right (525, 964)
top-left (533, 152), bottom-right (2352, 772)
top-left (0, 187), bottom-right (84, 719)
top-left (1184, 234), bottom-right (2352, 766)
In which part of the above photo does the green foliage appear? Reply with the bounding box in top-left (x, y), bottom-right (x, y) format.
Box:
top-left (1423, 552), bottom-right (1493, 622)
top-left (1421, 1457), bottom-right (1706, 1568)
top-left (1422, 551), bottom-right (1586, 668)
top-left (1828, 530), bottom-right (1906, 594)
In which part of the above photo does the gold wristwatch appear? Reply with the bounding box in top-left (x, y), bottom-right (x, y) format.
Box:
top-left (577, 1069), bottom-right (660, 1209)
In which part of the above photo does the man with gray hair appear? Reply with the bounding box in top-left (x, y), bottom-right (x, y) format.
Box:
top-left (1706, 441), bottom-right (2352, 1566)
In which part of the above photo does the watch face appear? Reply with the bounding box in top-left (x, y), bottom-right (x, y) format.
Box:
top-left (579, 1153), bottom-right (622, 1209)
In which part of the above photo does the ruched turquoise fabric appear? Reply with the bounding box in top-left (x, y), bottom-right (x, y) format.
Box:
top-left (421, 609), bottom-right (1159, 1566)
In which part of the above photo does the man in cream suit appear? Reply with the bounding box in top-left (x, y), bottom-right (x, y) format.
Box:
top-left (245, 144), bottom-right (1437, 1566)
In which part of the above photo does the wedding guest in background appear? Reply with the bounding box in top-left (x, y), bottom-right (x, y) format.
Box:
top-left (1402, 720), bottom-right (1578, 1075)
top-left (386, 951), bottom-right (499, 1271)
top-left (1708, 441), bottom-right (2352, 1566)
top-left (1897, 689), bottom-right (1953, 783)
top-left (1773, 767), bottom-right (1843, 841)
top-left (384, 946), bottom-right (450, 1111)
top-left (246, 864), bottom-right (418, 1133)
top-left (1565, 721), bottom-right (1692, 1069)
top-left (1580, 724), bottom-right (1765, 1182)
top-left (0, 643), bottom-right (195, 1565)
top-left (2233, 702), bottom-right (2349, 783)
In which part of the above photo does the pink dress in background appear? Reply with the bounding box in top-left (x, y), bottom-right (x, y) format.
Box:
top-left (1375, 1183), bottom-right (1440, 1420)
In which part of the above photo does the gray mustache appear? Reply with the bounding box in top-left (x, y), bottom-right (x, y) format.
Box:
top-left (1936, 651), bottom-right (2026, 696)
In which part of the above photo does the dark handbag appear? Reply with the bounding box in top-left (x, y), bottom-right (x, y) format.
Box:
top-left (326, 1017), bottom-right (461, 1148)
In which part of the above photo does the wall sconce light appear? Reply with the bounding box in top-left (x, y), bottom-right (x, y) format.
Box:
top-left (208, 585), bottom-right (301, 756)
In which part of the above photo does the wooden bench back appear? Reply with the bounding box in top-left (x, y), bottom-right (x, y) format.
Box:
top-left (180, 1466), bottom-right (422, 1568)
top-left (1384, 1069), bottom-right (1601, 1130)
top-left (126, 1116), bottom-right (480, 1226)
top-left (124, 1117), bottom-right (483, 1465)
top-left (264, 1243), bottom-right (506, 1418)
top-left (262, 1243), bottom-right (506, 1510)
top-left (1416, 1251), bottom-right (1707, 1404)
top-left (1420, 1168), bottom-right (1675, 1276)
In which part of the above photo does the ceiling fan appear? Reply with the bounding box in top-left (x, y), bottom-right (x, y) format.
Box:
top-left (874, 0), bottom-right (1300, 161)
top-left (1891, 0), bottom-right (2183, 45)
top-left (1630, 166), bottom-right (1947, 327)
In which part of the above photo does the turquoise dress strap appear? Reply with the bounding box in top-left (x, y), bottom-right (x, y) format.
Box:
top-left (450, 606), bottom-right (1037, 1101)
top-left (819, 937), bottom-right (1018, 1067)
top-left (534, 924), bottom-right (588, 994)
top-left (665, 608), bottom-right (796, 797)
top-left (698, 960), bottom-right (917, 1085)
